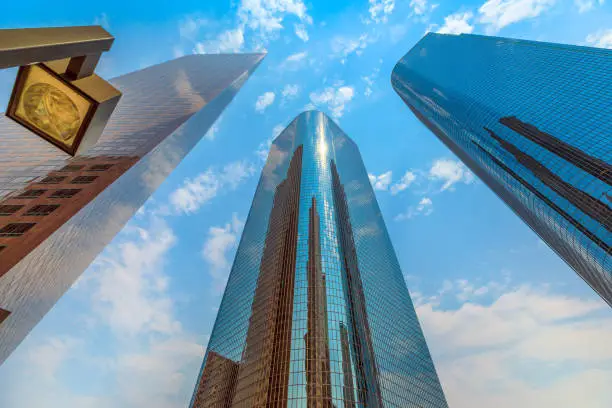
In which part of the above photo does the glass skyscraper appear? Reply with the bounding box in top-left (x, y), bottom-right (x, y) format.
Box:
top-left (191, 111), bottom-right (448, 408)
top-left (392, 33), bottom-right (611, 306)
top-left (0, 53), bottom-right (264, 364)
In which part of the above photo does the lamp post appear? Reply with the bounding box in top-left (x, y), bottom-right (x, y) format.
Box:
top-left (0, 26), bottom-right (121, 155)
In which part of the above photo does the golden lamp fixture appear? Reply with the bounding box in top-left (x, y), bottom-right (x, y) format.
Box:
top-left (1, 26), bottom-right (121, 155)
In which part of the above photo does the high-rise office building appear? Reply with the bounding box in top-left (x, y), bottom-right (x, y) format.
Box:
top-left (392, 33), bottom-right (611, 306)
top-left (190, 111), bottom-right (448, 408)
top-left (0, 53), bottom-right (265, 364)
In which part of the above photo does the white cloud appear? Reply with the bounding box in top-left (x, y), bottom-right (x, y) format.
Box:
top-left (238, 0), bottom-right (312, 36)
top-left (395, 196), bottom-right (433, 220)
top-left (410, 0), bottom-right (428, 15)
top-left (437, 11), bottom-right (474, 34)
top-left (390, 23), bottom-right (409, 43)
top-left (27, 336), bottom-right (83, 379)
top-left (294, 23), bottom-right (309, 41)
top-left (390, 171), bottom-right (417, 195)
top-left (429, 158), bottom-right (474, 191)
top-left (272, 125), bottom-right (285, 137)
top-left (189, 0), bottom-right (312, 55)
top-left (93, 13), bottom-right (110, 30)
top-left (281, 84), bottom-right (300, 99)
top-left (585, 29), bottom-right (612, 49)
top-left (286, 51), bottom-right (308, 62)
top-left (115, 337), bottom-right (204, 408)
top-left (368, 171), bottom-right (393, 191)
top-left (204, 117), bottom-right (221, 141)
top-left (170, 161), bottom-right (255, 214)
top-left (362, 65), bottom-right (381, 97)
top-left (424, 276), bottom-right (512, 305)
top-left (1, 212), bottom-right (206, 408)
top-left (309, 86), bottom-right (355, 119)
top-left (575, 0), bottom-right (604, 13)
top-left (90, 217), bottom-right (180, 337)
top-left (178, 16), bottom-right (208, 41)
top-left (478, 0), bottom-right (556, 33)
top-left (331, 34), bottom-right (370, 61)
top-left (87, 215), bottom-right (207, 407)
top-left (369, 0), bottom-right (396, 23)
top-left (194, 27), bottom-right (245, 53)
top-left (256, 125), bottom-right (285, 161)
top-left (416, 282), bottom-right (612, 408)
top-left (203, 214), bottom-right (244, 294)
top-left (255, 91), bottom-right (276, 112)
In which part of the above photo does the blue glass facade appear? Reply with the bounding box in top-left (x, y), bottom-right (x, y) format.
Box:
top-left (191, 111), bottom-right (448, 407)
top-left (392, 33), bottom-right (612, 306)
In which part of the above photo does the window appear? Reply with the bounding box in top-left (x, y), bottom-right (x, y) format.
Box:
top-left (0, 223), bottom-right (36, 237)
top-left (88, 164), bottom-right (113, 172)
top-left (25, 204), bottom-right (60, 216)
top-left (0, 205), bottom-right (23, 216)
top-left (59, 164), bottom-right (85, 172)
top-left (40, 175), bottom-right (67, 184)
top-left (0, 308), bottom-right (10, 326)
top-left (0, 246), bottom-right (5, 253)
top-left (15, 189), bottom-right (46, 199)
top-left (49, 189), bottom-right (81, 199)
top-left (71, 175), bottom-right (98, 184)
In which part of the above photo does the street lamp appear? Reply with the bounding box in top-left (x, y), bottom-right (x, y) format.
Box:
top-left (0, 26), bottom-right (121, 155)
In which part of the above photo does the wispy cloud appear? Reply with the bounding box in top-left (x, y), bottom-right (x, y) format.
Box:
top-left (368, 0), bottom-right (396, 23)
top-left (436, 11), bottom-right (475, 34)
top-left (281, 84), bottom-right (300, 102)
top-left (585, 28), bottom-right (612, 48)
top-left (574, 0), bottom-right (604, 13)
top-left (278, 51), bottom-right (310, 71)
top-left (204, 116), bottom-right (222, 141)
top-left (429, 158), bottom-right (474, 191)
top-left (203, 213), bottom-right (244, 294)
top-left (281, 84), bottom-right (299, 98)
top-left (90, 217), bottom-right (179, 337)
top-left (286, 51), bottom-right (308, 62)
top-left (1, 212), bottom-right (207, 408)
top-left (415, 280), bottom-right (612, 408)
top-left (478, 0), bottom-right (556, 33)
top-left (395, 197), bottom-right (433, 221)
top-left (256, 124), bottom-right (285, 161)
top-left (170, 161), bottom-right (255, 214)
top-left (294, 23), bottom-right (309, 42)
top-left (361, 62), bottom-right (382, 97)
top-left (255, 91), bottom-right (276, 112)
top-left (185, 0), bottom-right (313, 54)
top-left (368, 171), bottom-right (393, 191)
top-left (309, 85), bottom-right (355, 119)
top-left (93, 13), bottom-right (111, 30)
top-left (390, 171), bottom-right (417, 195)
top-left (194, 27), bottom-right (245, 53)
top-left (331, 34), bottom-right (371, 62)
top-left (410, 0), bottom-right (429, 15)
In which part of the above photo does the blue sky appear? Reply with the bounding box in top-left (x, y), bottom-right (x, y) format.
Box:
top-left (0, 0), bottom-right (611, 407)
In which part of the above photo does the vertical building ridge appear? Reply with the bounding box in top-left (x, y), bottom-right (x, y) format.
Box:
top-left (231, 146), bottom-right (303, 408)
top-left (305, 196), bottom-right (333, 407)
top-left (330, 160), bottom-right (384, 407)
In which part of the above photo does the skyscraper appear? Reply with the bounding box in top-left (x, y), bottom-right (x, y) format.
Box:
top-left (0, 53), bottom-right (264, 364)
top-left (190, 111), bottom-right (448, 408)
top-left (391, 33), bottom-right (611, 306)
